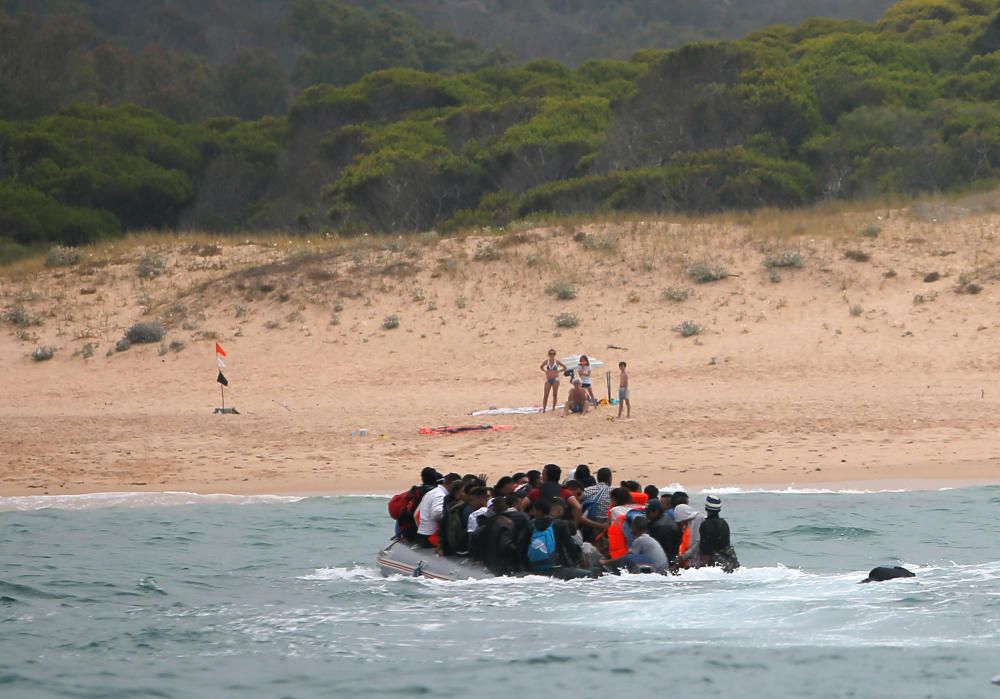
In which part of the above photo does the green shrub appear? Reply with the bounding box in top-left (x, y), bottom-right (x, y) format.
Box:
top-left (382, 314), bottom-right (400, 329)
top-left (675, 320), bottom-right (703, 337)
top-left (849, 304), bottom-right (863, 317)
top-left (554, 312), bottom-right (580, 328)
top-left (473, 242), bottom-right (500, 261)
top-left (545, 280), bottom-right (577, 300)
top-left (45, 246), bottom-right (83, 267)
top-left (579, 233), bottom-right (617, 252)
top-left (861, 225), bottom-right (882, 238)
top-left (32, 346), bottom-right (56, 361)
top-left (956, 275), bottom-right (983, 294)
top-left (843, 250), bottom-right (870, 262)
top-left (762, 250), bottom-right (803, 269)
top-left (688, 263), bottom-right (729, 283)
top-left (81, 342), bottom-right (96, 358)
top-left (2, 305), bottom-right (43, 327)
top-left (661, 287), bottom-right (690, 302)
top-left (627, 290), bottom-right (640, 303)
top-left (125, 322), bottom-right (165, 343)
top-left (115, 338), bottom-right (131, 352)
top-left (138, 253), bottom-right (167, 279)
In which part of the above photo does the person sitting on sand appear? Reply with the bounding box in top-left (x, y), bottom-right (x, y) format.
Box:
top-left (563, 378), bottom-right (589, 416)
top-left (540, 349), bottom-right (567, 413)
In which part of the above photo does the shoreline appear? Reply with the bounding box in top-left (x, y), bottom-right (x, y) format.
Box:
top-left (1, 476), bottom-right (996, 501)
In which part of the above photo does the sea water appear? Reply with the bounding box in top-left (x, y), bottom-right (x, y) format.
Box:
top-left (1, 487), bottom-right (998, 698)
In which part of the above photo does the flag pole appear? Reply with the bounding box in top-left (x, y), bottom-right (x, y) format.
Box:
top-left (221, 384), bottom-right (225, 410)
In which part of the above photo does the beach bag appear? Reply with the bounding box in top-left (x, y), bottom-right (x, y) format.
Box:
top-left (527, 524), bottom-right (557, 571)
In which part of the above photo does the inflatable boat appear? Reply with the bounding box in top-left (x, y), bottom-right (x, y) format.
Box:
top-left (376, 539), bottom-right (499, 580)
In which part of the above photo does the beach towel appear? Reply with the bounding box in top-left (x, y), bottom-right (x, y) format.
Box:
top-left (419, 425), bottom-right (511, 435)
top-left (470, 405), bottom-right (563, 416)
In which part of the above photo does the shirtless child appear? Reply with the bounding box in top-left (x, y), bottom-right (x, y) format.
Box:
top-left (563, 378), bottom-right (589, 416)
top-left (617, 361), bottom-right (630, 418)
top-left (540, 349), bottom-right (567, 413)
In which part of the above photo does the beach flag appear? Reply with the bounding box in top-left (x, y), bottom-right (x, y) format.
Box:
top-left (215, 342), bottom-right (227, 357)
top-left (217, 371), bottom-right (229, 386)
top-left (216, 356), bottom-right (226, 369)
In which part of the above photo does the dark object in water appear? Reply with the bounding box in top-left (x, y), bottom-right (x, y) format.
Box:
top-left (860, 565), bottom-right (915, 583)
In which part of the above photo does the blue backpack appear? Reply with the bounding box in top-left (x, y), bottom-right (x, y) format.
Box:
top-left (621, 508), bottom-right (646, 545)
top-left (527, 524), bottom-right (557, 571)
top-left (581, 496), bottom-right (602, 521)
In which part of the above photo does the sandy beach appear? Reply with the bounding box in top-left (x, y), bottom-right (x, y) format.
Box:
top-left (2, 202), bottom-right (1000, 496)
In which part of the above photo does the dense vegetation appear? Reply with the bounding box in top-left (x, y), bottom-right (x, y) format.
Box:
top-left (349, 0), bottom-right (897, 65)
top-left (0, 0), bottom-right (506, 121)
top-left (3, 0), bottom-right (1000, 256)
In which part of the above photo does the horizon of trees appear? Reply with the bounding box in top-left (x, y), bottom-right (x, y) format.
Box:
top-left (3, 0), bottom-right (1000, 259)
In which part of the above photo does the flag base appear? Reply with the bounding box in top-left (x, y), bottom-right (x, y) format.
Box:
top-left (213, 407), bottom-right (240, 414)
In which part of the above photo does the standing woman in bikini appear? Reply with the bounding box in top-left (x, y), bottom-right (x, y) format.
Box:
top-left (540, 349), bottom-right (567, 413)
top-left (578, 355), bottom-right (597, 406)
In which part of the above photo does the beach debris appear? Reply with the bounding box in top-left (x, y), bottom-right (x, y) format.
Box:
top-left (607, 344), bottom-right (629, 350)
top-left (419, 425), bottom-right (511, 435)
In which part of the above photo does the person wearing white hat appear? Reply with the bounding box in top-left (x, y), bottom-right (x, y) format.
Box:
top-left (673, 503), bottom-right (704, 569)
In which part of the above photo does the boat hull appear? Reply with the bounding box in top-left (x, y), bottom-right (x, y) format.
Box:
top-left (376, 539), bottom-right (498, 580)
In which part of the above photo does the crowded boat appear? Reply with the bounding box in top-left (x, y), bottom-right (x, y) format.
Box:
top-left (380, 464), bottom-right (740, 580)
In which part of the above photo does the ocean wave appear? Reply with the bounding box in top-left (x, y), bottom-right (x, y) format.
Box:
top-left (0, 491), bottom-right (308, 512)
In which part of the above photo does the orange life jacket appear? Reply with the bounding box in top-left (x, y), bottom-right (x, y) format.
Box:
top-left (679, 525), bottom-right (692, 557)
top-left (629, 492), bottom-right (649, 507)
top-left (607, 504), bottom-right (645, 558)
top-left (608, 514), bottom-right (629, 558)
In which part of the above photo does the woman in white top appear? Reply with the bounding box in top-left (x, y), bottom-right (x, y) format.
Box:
top-left (578, 355), bottom-right (596, 406)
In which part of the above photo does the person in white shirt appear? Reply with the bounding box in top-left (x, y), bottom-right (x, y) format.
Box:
top-left (416, 469), bottom-right (447, 548)
top-left (466, 486), bottom-right (489, 534)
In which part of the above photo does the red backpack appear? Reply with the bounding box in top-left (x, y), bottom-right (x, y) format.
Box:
top-left (388, 486), bottom-right (423, 540)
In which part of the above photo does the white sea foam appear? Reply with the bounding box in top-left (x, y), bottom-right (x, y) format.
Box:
top-left (0, 490), bottom-right (307, 512)
top-left (301, 566), bottom-right (385, 582)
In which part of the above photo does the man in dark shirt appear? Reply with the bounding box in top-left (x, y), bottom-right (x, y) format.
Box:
top-left (475, 495), bottom-right (525, 576)
top-left (699, 495), bottom-right (739, 572)
top-left (644, 499), bottom-right (680, 563)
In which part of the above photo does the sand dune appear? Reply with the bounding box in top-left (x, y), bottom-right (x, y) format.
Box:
top-left (2, 203), bottom-right (999, 496)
